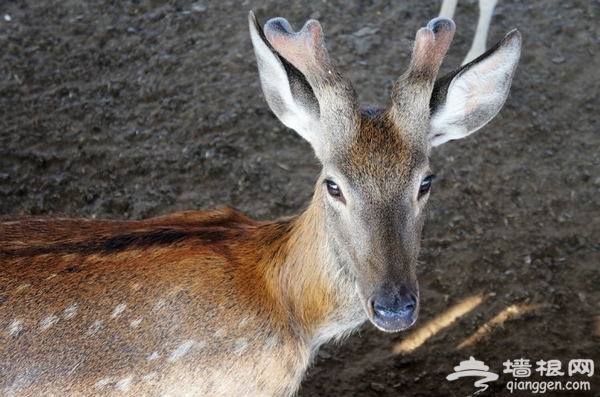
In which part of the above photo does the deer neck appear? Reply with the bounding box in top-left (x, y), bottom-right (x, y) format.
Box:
top-left (254, 187), bottom-right (366, 352)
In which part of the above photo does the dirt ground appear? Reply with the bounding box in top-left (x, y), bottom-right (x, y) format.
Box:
top-left (1, 0), bottom-right (599, 396)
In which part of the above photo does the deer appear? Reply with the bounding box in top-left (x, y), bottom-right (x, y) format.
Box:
top-left (0, 9), bottom-right (521, 397)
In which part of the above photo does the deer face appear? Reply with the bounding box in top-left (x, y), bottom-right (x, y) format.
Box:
top-left (249, 12), bottom-right (521, 332)
top-left (317, 110), bottom-right (432, 331)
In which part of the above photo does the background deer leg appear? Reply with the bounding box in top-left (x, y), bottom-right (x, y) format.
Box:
top-left (463, 0), bottom-right (499, 65)
top-left (438, 0), bottom-right (458, 18)
top-left (438, 0), bottom-right (500, 65)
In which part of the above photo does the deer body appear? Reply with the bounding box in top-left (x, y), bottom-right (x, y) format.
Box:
top-left (1, 207), bottom-right (353, 396)
top-left (0, 11), bottom-right (520, 397)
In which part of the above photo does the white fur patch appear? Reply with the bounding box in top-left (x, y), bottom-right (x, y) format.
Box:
top-left (116, 376), bottom-right (133, 391)
top-left (169, 340), bottom-right (195, 362)
top-left (9, 320), bottom-right (22, 336)
top-left (96, 377), bottom-right (113, 387)
top-left (40, 315), bottom-right (58, 330)
top-left (112, 303), bottom-right (126, 318)
top-left (64, 304), bottom-right (77, 319)
top-left (233, 340), bottom-right (248, 356)
top-left (87, 320), bottom-right (103, 336)
top-left (130, 317), bottom-right (143, 328)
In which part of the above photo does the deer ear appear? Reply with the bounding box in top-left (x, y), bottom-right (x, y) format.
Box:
top-left (428, 29), bottom-right (521, 147)
top-left (248, 12), bottom-right (322, 147)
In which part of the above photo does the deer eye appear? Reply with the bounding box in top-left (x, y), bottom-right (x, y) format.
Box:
top-left (418, 174), bottom-right (436, 199)
top-left (325, 180), bottom-right (346, 204)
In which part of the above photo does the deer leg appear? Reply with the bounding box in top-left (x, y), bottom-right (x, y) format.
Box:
top-left (463, 0), bottom-right (499, 65)
top-left (439, 0), bottom-right (458, 18)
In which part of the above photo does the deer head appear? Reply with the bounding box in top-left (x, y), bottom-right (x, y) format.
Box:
top-left (249, 12), bottom-right (521, 332)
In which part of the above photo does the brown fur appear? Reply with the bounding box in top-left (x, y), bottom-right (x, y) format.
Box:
top-left (1, 205), bottom-right (349, 396)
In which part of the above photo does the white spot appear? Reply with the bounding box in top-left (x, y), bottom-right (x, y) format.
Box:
top-left (15, 283), bottom-right (31, 292)
top-left (130, 317), bottom-right (143, 328)
top-left (9, 320), bottom-right (22, 336)
top-left (96, 377), bottom-right (113, 387)
top-left (152, 299), bottom-right (167, 312)
top-left (238, 316), bottom-right (249, 327)
top-left (142, 372), bottom-right (156, 383)
top-left (169, 340), bottom-right (195, 362)
top-left (214, 328), bottom-right (225, 337)
top-left (45, 274), bottom-right (57, 280)
top-left (116, 376), bottom-right (133, 391)
top-left (40, 315), bottom-right (58, 330)
top-left (147, 351), bottom-right (160, 361)
top-left (112, 303), bottom-right (126, 318)
top-left (64, 304), bottom-right (77, 319)
top-left (87, 320), bottom-right (102, 336)
top-left (131, 282), bottom-right (141, 291)
top-left (233, 340), bottom-right (248, 356)
top-left (3, 14), bottom-right (11, 22)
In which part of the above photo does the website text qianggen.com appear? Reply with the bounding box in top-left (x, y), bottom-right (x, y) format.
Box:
top-left (506, 379), bottom-right (591, 393)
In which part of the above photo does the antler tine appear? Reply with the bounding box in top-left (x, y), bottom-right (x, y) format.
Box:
top-left (263, 18), bottom-right (333, 85)
top-left (262, 16), bottom-right (359, 147)
top-left (391, 18), bottom-right (455, 137)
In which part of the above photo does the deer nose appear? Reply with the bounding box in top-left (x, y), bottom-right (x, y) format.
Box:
top-left (369, 291), bottom-right (418, 332)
